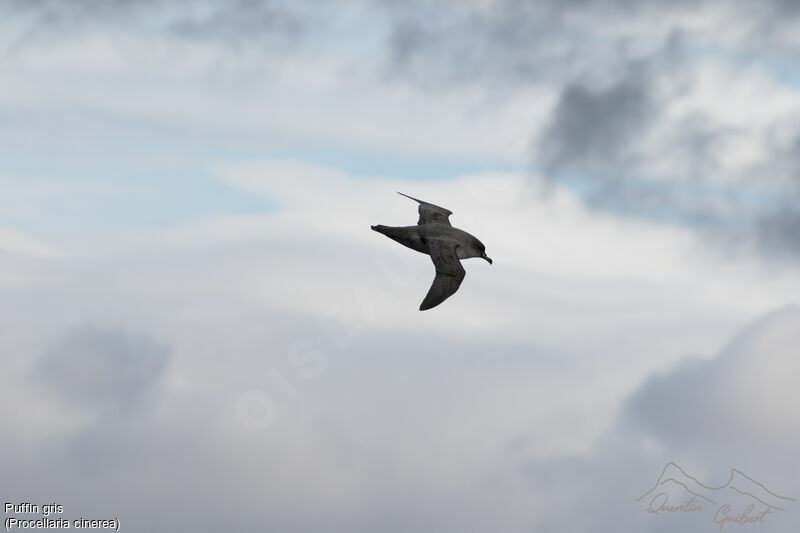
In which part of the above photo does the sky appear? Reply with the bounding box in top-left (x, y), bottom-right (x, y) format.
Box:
top-left (1, 1), bottom-right (799, 531)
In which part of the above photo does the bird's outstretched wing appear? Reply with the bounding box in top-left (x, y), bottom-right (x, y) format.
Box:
top-left (397, 192), bottom-right (452, 226)
top-left (420, 239), bottom-right (465, 310)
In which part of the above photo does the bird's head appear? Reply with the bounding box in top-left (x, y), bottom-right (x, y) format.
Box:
top-left (473, 237), bottom-right (492, 265)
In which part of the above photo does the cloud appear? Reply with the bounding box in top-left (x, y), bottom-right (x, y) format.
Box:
top-left (0, 164), bottom-right (797, 531)
top-left (0, 0), bottom-right (307, 45)
top-left (537, 75), bottom-right (654, 176)
top-left (379, 1), bottom-right (800, 258)
top-left (757, 208), bottom-right (800, 256)
top-left (167, 0), bottom-right (308, 46)
top-left (622, 306), bottom-right (800, 451)
top-left (1, 2), bottom-right (799, 529)
top-left (4, 0), bottom-right (798, 251)
top-left (0, 226), bottom-right (56, 256)
top-left (36, 327), bottom-right (169, 415)
top-left (519, 306), bottom-right (800, 533)
top-left (384, 1), bottom-right (572, 87)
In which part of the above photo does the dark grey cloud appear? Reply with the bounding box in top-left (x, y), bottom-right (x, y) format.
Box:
top-left (538, 75), bottom-right (654, 176)
top-left (1, 0), bottom-right (157, 32)
top-left (757, 208), bottom-right (800, 258)
top-left (36, 326), bottom-right (169, 414)
top-left (379, 1), bottom-right (800, 258)
top-left (381, 0), bottom-right (800, 86)
top-left (384, 0), bottom-right (592, 87)
top-left (169, 0), bottom-right (303, 45)
top-left (0, 0), bottom-right (308, 47)
top-left (531, 46), bottom-right (800, 259)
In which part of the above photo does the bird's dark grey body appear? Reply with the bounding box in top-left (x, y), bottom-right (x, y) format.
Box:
top-left (372, 192), bottom-right (492, 310)
top-left (374, 224), bottom-right (481, 257)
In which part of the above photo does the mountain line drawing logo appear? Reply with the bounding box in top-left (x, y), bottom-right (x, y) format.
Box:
top-left (637, 462), bottom-right (796, 530)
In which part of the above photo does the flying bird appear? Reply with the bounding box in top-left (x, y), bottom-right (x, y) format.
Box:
top-left (371, 192), bottom-right (492, 310)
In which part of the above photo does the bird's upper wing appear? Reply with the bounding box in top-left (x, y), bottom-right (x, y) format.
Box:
top-left (397, 192), bottom-right (452, 226)
top-left (419, 239), bottom-right (466, 310)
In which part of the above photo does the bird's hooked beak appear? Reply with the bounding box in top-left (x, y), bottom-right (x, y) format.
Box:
top-left (482, 253), bottom-right (493, 265)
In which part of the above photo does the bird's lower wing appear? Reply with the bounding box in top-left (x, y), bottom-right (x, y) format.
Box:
top-left (420, 240), bottom-right (466, 311)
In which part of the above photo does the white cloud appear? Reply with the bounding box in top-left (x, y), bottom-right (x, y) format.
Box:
top-left (0, 27), bottom-right (542, 163)
top-left (2, 230), bottom-right (796, 531)
top-left (0, 226), bottom-right (57, 257)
